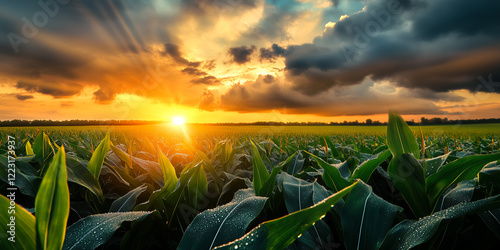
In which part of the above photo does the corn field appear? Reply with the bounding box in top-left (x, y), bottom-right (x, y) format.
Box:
top-left (1, 112), bottom-right (500, 249)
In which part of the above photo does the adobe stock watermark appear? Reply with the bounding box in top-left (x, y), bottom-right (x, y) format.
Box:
top-left (7, 0), bottom-right (71, 54)
top-left (342, 0), bottom-right (402, 63)
top-left (6, 135), bottom-right (17, 243)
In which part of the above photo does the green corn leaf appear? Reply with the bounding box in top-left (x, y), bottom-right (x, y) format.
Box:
top-left (33, 132), bottom-right (55, 172)
top-left (0, 155), bottom-right (41, 197)
top-left (66, 156), bottom-right (103, 199)
top-left (178, 189), bottom-right (267, 250)
top-left (380, 195), bottom-right (500, 250)
top-left (87, 132), bottom-right (111, 179)
top-left (143, 137), bottom-right (157, 155)
top-left (62, 211), bottom-right (152, 250)
top-left (388, 153), bottom-right (431, 218)
top-left (133, 187), bottom-right (168, 212)
top-left (423, 153), bottom-right (450, 178)
top-left (13, 156), bottom-right (38, 175)
top-left (436, 180), bottom-right (475, 211)
top-left (260, 152), bottom-right (297, 197)
top-left (426, 153), bottom-right (500, 208)
top-left (305, 151), bottom-right (350, 193)
top-left (110, 144), bottom-right (132, 168)
top-left (341, 181), bottom-right (401, 250)
top-left (250, 140), bottom-right (270, 196)
top-left (214, 181), bottom-right (358, 250)
top-left (158, 149), bottom-right (177, 192)
top-left (165, 162), bottom-right (199, 227)
top-left (131, 152), bottom-right (179, 212)
top-left (35, 146), bottom-right (70, 250)
top-left (312, 181), bottom-right (345, 233)
top-left (387, 111), bottom-right (420, 159)
top-left (0, 195), bottom-right (36, 250)
top-left (188, 164), bottom-right (208, 210)
top-left (217, 175), bottom-right (248, 206)
top-left (312, 182), bottom-right (334, 205)
top-left (350, 150), bottom-right (391, 182)
top-left (478, 208), bottom-right (500, 240)
top-left (286, 152), bottom-right (305, 175)
top-left (279, 173), bottom-right (333, 249)
top-left (110, 144), bottom-right (163, 186)
top-left (478, 162), bottom-right (500, 189)
top-left (119, 211), bottom-right (163, 250)
top-left (280, 173), bottom-right (315, 213)
top-left (26, 140), bottom-right (34, 155)
top-left (109, 184), bottom-right (148, 212)
top-left (323, 136), bottom-right (341, 159)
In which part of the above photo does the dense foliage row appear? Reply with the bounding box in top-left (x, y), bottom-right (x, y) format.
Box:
top-left (1, 112), bottom-right (499, 249)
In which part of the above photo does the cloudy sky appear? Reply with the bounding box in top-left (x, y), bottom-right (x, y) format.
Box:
top-left (1, 0), bottom-right (499, 122)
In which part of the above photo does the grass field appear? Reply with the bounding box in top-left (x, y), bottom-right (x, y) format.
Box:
top-left (1, 114), bottom-right (500, 249)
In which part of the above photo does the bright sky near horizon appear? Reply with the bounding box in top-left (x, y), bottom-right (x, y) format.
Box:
top-left (1, 0), bottom-right (499, 123)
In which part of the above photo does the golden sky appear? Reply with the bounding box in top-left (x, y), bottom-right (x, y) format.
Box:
top-left (1, 0), bottom-right (499, 123)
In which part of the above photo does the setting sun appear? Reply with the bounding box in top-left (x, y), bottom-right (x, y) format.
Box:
top-left (172, 117), bottom-right (186, 126)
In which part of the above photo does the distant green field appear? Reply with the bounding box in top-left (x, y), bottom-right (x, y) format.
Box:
top-left (2, 123), bottom-right (500, 137)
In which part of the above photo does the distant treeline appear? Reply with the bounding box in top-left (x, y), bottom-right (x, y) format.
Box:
top-left (0, 119), bottom-right (165, 127)
top-left (1, 117), bottom-right (500, 127)
top-left (206, 117), bottom-right (500, 126)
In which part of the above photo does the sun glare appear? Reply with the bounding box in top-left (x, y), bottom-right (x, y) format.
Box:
top-left (172, 116), bottom-right (185, 126)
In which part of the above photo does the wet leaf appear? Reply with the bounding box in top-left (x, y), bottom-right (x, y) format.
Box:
top-left (214, 182), bottom-right (358, 250)
top-left (178, 189), bottom-right (267, 250)
top-left (109, 184), bottom-right (148, 212)
top-left (62, 211), bottom-right (152, 250)
top-left (381, 195), bottom-right (500, 250)
top-left (342, 181), bottom-right (400, 250)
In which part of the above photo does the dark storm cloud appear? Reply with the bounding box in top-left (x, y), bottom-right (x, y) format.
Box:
top-left (274, 0), bottom-right (500, 96)
top-left (164, 44), bottom-right (201, 67)
top-left (93, 88), bottom-right (116, 104)
top-left (16, 81), bottom-right (83, 98)
top-left (218, 74), bottom-right (460, 116)
top-left (198, 90), bottom-right (216, 111)
top-left (0, 39), bottom-right (90, 81)
top-left (259, 43), bottom-right (286, 62)
top-left (0, 0), bottom-right (160, 103)
top-left (411, 0), bottom-right (500, 40)
top-left (263, 74), bottom-right (275, 83)
top-left (219, 74), bottom-right (309, 112)
top-left (203, 60), bottom-right (216, 70)
top-left (15, 94), bottom-right (34, 101)
top-left (229, 45), bottom-right (256, 64)
top-left (182, 67), bottom-right (208, 76)
top-left (181, 67), bottom-right (220, 85)
top-left (259, 48), bottom-right (274, 61)
top-left (192, 76), bottom-right (220, 85)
